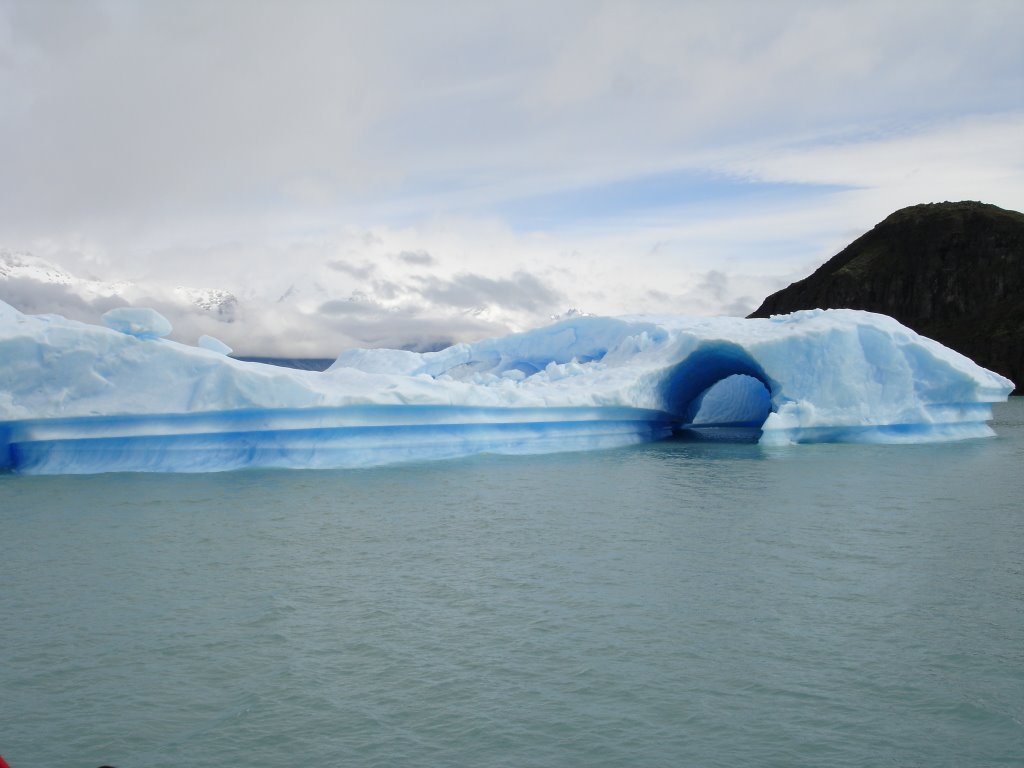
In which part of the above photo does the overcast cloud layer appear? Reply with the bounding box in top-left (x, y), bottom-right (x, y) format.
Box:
top-left (1, 0), bottom-right (1022, 355)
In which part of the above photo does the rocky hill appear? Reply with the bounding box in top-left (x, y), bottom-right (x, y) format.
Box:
top-left (749, 201), bottom-right (1024, 394)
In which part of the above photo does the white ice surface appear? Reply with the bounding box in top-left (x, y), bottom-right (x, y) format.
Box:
top-left (0, 300), bottom-right (1013, 474)
top-left (197, 334), bottom-right (233, 355)
top-left (101, 306), bottom-right (173, 338)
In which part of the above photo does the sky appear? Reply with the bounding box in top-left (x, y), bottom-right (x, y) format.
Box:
top-left (1, 0), bottom-right (1022, 355)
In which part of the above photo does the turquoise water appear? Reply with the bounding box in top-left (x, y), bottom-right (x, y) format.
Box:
top-left (2, 401), bottom-right (1023, 768)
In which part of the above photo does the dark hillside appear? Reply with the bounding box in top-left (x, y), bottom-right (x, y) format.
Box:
top-left (749, 201), bottom-right (1024, 393)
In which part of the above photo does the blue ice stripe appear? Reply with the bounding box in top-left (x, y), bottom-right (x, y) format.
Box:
top-left (2, 404), bottom-right (675, 442)
top-left (7, 418), bottom-right (674, 474)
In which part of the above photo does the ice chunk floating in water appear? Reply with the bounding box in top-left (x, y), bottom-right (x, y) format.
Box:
top-left (0, 300), bottom-right (1013, 474)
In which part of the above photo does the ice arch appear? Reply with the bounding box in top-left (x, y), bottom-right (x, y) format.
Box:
top-left (658, 342), bottom-right (775, 428)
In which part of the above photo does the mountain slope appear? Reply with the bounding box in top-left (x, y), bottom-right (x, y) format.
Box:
top-left (749, 201), bottom-right (1024, 393)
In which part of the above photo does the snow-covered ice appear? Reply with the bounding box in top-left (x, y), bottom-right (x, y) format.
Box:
top-left (0, 299), bottom-right (1013, 474)
top-left (101, 307), bottom-right (173, 339)
top-left (197, 334), bottom-right (233, 355)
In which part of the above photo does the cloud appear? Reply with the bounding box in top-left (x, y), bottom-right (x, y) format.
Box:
top-left (0, 1), bottom-right (1022, 355)
top-left (327, 260), bottom-right (377, 280)
top-left (318, 297), bottom-right (383, 316)
top-left (413, 271), bottom-right (563, 314)
top-left (2, 0), bottom-right (1021, 241)
top-left (0, 277), bottom-right (127, 323)
top-left (725, 112), bottom-right (1024, 203)
top-left (697, 270), bottom-right (730, 303)
top-left (311, 306), bottom-right (502, 354)
top-left (396, 250), bottom-right (435, 266)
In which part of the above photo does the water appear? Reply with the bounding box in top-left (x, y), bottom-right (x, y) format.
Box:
top-left (2, 401), bottom-right (1023, 768)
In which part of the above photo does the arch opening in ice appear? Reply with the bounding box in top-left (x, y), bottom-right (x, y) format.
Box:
top-left (659, 342), bottom-right (775, 440)
top-left (689, 374), bottom-right (773, 427)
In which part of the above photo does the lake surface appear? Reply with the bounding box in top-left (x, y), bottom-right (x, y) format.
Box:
top-left (2, 400), bottom-right (1023, 767)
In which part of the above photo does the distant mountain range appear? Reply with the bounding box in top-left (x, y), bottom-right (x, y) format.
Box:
top-left (749, 201), bottom-right (1024, 394)
top-left (0, 250), bottom-right (239, 322)
top-left (0, 249), bottom-right (542, 357)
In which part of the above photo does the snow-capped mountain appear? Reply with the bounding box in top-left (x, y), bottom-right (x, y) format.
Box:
top-left (0, 250), bottom-right (132, 297)
top-left (0, 250), bottom-right (242, 340)
top-left (172, 286), bottom-right (239, 321)
top-left (1, 250), bottom-right (237, 314)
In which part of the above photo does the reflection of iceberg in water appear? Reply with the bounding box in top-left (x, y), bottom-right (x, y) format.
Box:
top-left (0, 300), bottom-right (1013, 474)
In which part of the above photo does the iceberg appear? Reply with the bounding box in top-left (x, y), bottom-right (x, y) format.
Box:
top-left (0, 299), bottom-right (1013, 475)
